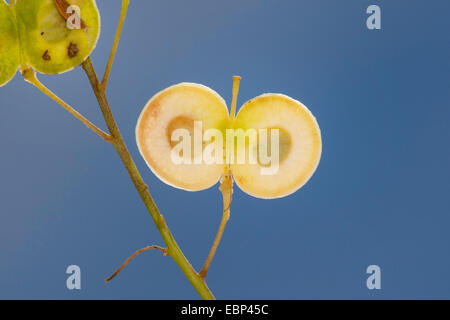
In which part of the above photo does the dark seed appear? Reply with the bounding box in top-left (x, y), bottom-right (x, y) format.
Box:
top-left (67, 42), bottom-right (79, 58)
top-left (42, 50), bottom-right (51, 61)
top-left (40, 31), bottom-right (44, 35)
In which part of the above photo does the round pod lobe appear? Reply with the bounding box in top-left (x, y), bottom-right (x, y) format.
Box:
top-left (231, 94), bottom-right (322, 199)
top-left (136, 83), bottom-right (230, 191)
top-left (0, 0), bottom-right (20, 87)
top-left (16, 0), bottom-right (100, 74)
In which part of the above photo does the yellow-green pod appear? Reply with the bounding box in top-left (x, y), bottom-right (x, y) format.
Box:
top-left (0, 0), bottom-right (20, 87)
top-left (16, 0), bottom-right (100, 74)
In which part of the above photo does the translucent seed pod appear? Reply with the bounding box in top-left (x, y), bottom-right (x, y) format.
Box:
top-left (15, 0), bottom-right (100, 74)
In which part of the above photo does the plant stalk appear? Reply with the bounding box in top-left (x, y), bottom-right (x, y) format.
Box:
top-left (21, 68), bottom-right (112, 143)
top-left (199, 170), bottom-right (233, 278)
top-left (100, 0), bottom-right (130, 91)
top-left (81, 57), bottom-right (215, 300)
top-left (199, 76), bottom-right (240, 278)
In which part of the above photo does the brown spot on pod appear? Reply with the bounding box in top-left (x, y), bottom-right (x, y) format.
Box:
top-left (68, 42), bottom-right (79, 58)
top-left (42, 50), bottom-right (51, 61)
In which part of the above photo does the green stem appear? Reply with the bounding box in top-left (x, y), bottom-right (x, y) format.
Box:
top-left (81, 57), bottom-right (215, 300)
top-left (101, 0), bottom-right (130, 91)
top-left (229, 76), bottom-right (241, 121)
top-left (199, 170), bottom-right (233, 279)
top-left (21, 68), bottom-right (112, 143)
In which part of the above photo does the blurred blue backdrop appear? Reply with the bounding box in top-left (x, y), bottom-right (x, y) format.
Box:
top-left (0, 0), bottom-right (449, 299)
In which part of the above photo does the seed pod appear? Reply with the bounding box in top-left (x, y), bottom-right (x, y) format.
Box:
top-left (136, 82), bottom-right (322, 199)
top-left (0, 0), bottom-right (20, 87)
top-left (136, 83), bottom-right (230, 191)
top-left (231, 94), bottom-right (322, 199)
top-left (15, 0), bottom-right (100, 74)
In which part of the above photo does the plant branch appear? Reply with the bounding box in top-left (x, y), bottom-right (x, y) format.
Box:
top-left (21, 68), bottom-right (112, 143)
top-left (199, 76), bottom-right (240, 278)
top-left (199, 170), bottom-right (233, 279)
top-left (100, 0), bottom-right (130, 91)
top-left (105, 245), bottom-right (167, 283)
top-left (81, 57), bottom-right (215, 300)
top-left (229, 76), bottom-right (241, 120)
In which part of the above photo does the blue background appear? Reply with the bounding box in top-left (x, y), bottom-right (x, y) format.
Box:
top-left (0, 0), bottom-right (449, 299)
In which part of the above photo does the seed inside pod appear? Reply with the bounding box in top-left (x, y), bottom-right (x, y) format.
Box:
top-left (54, 0), bottom-right (87, 29)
